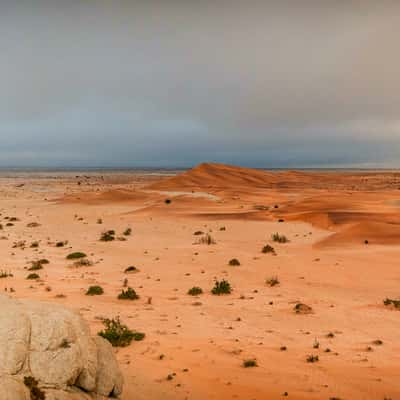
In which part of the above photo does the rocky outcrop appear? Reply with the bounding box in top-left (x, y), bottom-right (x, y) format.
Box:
top-left (0, 295), bottom-right (123, 399)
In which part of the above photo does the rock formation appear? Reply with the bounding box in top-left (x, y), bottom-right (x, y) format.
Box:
top-left (0, 295), bottom-right (123, 399)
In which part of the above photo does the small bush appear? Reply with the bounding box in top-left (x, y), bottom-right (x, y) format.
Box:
top-left (56, 241), bottom-right (66, 247)
top-left (118, 287), bottom-right (139, 300)
top-left (262, 244), bottom-right (275, 254)
top-left (124, 266), bottom-right (138, 273)
top-left (193, 231), bottom-right (204, 236)
top-left (197, 233), bottom-right (216, 245)
top-left (0, 270), bottom-right (13, 278)
top-left (383, 298), bottom-right (400, 309)
top-left (26, 273), bottom-right (40, 280)
top-left (165, 199), bottom-right (172, 204)
top-left (306, 355), bottom-right (319, 363)
top-left (30, 241), bottom-right (39, 248)
top-left (211, 279), bottom-right (231, 295)
top-left (243, 359), bottom-right (257, 368)
top-left (100, 230), bottom-right (115, 242)
top-left (123, 228), bottom-right (132, 236)
top-left (66, 252), bottom-right (87, 260)
top-left (73, 258), bottom-right (93, 267)
top-left (272, 233), bottom-right (288, 243)
top-left (86, 285), bottom-right (104, 296)
top-left (188, 286), bottom-right (203, 296)
top-left (266, 276), bottom-right (279, 287)
top-left (98, 317), bottom-right (144, 347)
top-left (229, 258), bottom-right (240, 266)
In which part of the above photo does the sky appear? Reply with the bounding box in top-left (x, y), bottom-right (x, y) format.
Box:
top-left (0, 0), bottom-right (399, 168)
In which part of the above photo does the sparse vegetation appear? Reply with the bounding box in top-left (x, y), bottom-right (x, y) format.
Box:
top-left (123, 228), bottom-right (132, 236)
top-left (383, 298), bottom-right (400, 309)
top-left (66, 252), bottom-right (87, 260)
top-left (26, 273), bottom-right (40, 280)
top-left (197, 233), bottom-right (216, 245)
top-left (229, 258), bottom-right (240, 266)
top-left (243, 359), bottom-right (257, 368)
top-left (272, 233), bottom-right (288, 243)
top-left (306, 355), bottom-right (319, 363)
top-left (188, 286), bottom-right (203, 296)
top-left (98, 317), bottom-right (144, 347)
top-left (211, 279), bottom-right (231, 295)
top-left (165, 199), bottom-right (172, 204)
top-left (100, 230), bottom-right (115, 242)
top-left (124, 266), bottom-right (138, 273)
top-left (262, 244), bottom-right (275, 254)
top-left (118, 287), bottom-right (139, 300)
top-left (86, 285), bottom-right (104, 296)
top-left (0, 270), bottom-right (13, 278)
top-left (266, 276), bottom-right (280, 287)
top-left (73, 258), bottom-right (93, 267)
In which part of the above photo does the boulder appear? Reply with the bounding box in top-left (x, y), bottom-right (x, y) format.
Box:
top-left (0, 295), bottom-right (123, 400)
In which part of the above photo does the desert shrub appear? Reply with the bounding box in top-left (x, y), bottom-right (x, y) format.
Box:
top-left (26, 273), bottom-right (40, 280)
top-left (262, 244), bottom-right (275, 254)
top-left (118, 287), bottom-right (139, 300)
top-left (56, 241), bottom-right (66, 247)
top-left (98, 317), bottom-right (144, 347)
top-left (73, 258), bottom-right (93, 267)
top-left (100, 230), bottom-right (115, 242)
top-left (123, 228), bottom-right (132, 236)
top-left (272, 233), bottom-right (288, 243)
top-left (229, 258), bottom-right (240, 266)
top-left (124, 266), bottom-right (138, 273)
top-left (193, 231), bottom-right (204, 236)
top-left (165, 199), bottom-right (172, 204)
top-left (24, 376), bottom-right (45, 400)
top-left (30, 241), bottom-right (39, 248)
top-left (243, 359), bottom-right (257, 368)
top-left (188, 286), bottom-right (203, 296)
top-left (97, 218), bottom-right (103, 224)
top-left (306, 355), bottom-right (319, 363)
top-left (66, 252), bottom-right (87, 260)
top-left (27, 222), bottom-right (41, 228)
top-left (383, 298), bottom-right (400, 309)
top-left (0, 270), bottom-right (13, 278)
top-left (266, 276), bottom-right (280, 287)
top-left (294, 303), bottom-right (313, 314)
top-left (211, 279), bottom-right (231, 295)
top-left (86, 285), bottom-right (104, 296)
top-left (28, 263), bottom-right (43, 271)
top-left (197, 233), bottom-right (216, 245)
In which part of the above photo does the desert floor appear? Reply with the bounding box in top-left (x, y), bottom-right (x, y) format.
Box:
top-left (1, 163), bottom-right (400, 400)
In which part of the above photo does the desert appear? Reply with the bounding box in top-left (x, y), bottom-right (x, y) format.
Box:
top-left (0, 163), bottom-right (399, 400)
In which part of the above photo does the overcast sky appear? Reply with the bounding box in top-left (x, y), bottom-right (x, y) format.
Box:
top-left (0, 1), bottom-right (399, 168)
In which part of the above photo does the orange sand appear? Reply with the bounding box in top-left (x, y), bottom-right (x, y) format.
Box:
top-left (1, 163), bottom-right (399, 400)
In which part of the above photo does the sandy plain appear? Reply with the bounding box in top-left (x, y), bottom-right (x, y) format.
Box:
top-left (0, 163), bottom-right (399, 400)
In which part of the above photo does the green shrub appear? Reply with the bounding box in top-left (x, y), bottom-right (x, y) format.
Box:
top-left (123, 228), bottom-right (132, 236)
top-left (86, 285), bottom-right (104, 296)
top-left (100, 230), bottom-right (115, 242)
top-left (118, 287), bottom-right (139, 300)
top-left (73, 258), bottom-right (93, 267)
top-left (229, 258), bottom-right (240, 266)
top-left (262, 244), bottom-right (275, 254)
top-left (98, 317), bottom-right (144, 347)
top-left (26, 273), bottom-right (40, 280)
top-left (243, 359), bottom-right (257, 368)
top-left (383, 298), bottom-right (400, 309)
top-left (211, 279), bottom-right (231, 295)
top-left (197, 233), bottom-right (216, 245)
top-left (188, 286), bottom-right (203, 296)
top-left (266, 276), bottom-right (280, 287)
top-left (124, 266), bottom-right (138, 273)
top-left (271, 233), bottom-right (288, 243)
top-left (66, 252), bottom-right (87, 260)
